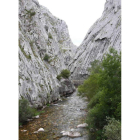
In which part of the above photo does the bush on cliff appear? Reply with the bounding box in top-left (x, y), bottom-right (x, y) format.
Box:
top-left (57, 69), bottom-right (70, 80)
top-left (57, 74), bottom-right (62, 81)
top-left (61, 69), bottom-right (70, 78)
top-left (78, 48), bottom-right (121, 139)
top-left (43, 54), bottom-right (50, 62)
top-left (48, 33), bottom-right (53, 39)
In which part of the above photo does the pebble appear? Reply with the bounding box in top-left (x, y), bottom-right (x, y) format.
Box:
top-left (33, 115), bottom-right (39, 119)
top-left (77, 123), bottom-right (88, 128)
top-left (27, 119), bottom-right (33, 121)
top-left (38, 128), bottom-right (44, 132)
top-left (61, 130), bottom-right (81, 138)
top-left (21, 130), bottom-right (27, 132)
top-left (68, 131), bottom-right (81, 138)
top-left (33, 131), bottom-right (38, 134)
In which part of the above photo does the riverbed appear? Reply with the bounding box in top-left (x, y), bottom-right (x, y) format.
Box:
top-left (19, 90), bottom-right (88, 140)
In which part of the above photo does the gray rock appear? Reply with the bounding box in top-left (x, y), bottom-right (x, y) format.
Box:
top-left (21, 130), bottom-right (27, 132)
top-left (69, 0), bottom-right (121, 80)
top-left (61, 130), bottom-right (81, 138)
top-left (77, 123), bottom-right (88, 128)
top-left (68, 131), bottom-right (81, 138)
top-left (59, 78), bottom-right (75, 96)
top-left (27, 118), bottom-right (33, 121)
top-left (19, 0), bottom-right (76, 107)
top-left (38, 128), bottom-right (44, 132)
top-left (32, 115), bottom-right (39, 119)
top-left (33, 131), bottom-right (38, 134)
top-left (34, 115), bottom-right (39, 119)
top-left (19, 0), bottom-right (121, 108)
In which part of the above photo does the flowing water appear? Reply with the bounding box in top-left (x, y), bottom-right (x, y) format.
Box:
top-left (19, 90), bottom-right (89, 140)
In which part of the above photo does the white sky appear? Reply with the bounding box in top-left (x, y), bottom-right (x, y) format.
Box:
top-left (38, 0), bottom-right (106, 46)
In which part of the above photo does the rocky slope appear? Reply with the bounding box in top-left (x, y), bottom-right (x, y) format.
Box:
top-left (19, 0), bottom-right (75, 108)
top-left (69, 0), bottom-right (121, 80)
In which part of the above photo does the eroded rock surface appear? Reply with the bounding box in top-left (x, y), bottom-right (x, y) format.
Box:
top-left (19, 0), bottom-right (76, 107)
top-left (69, 0), bottom-right (121, 80)
top-left (59, 78), bottom-right (75, 97)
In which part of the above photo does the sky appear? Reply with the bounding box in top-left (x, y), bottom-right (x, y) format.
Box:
top-left (38, 0), bottom-right (106, 46)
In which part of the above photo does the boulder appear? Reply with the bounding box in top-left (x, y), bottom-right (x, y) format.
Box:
top-left (32, 115), bottom-right (39, 119)
top-left (33, 131), bottom-right (38, 134)
top-left (59, 78), bottom-right (75, 96)
top-left (38, 128), bottom-right (44, 132)
top-left (68, 131), bottom-right (81, 138)
top-left (61, 130), bottom-right (81, 138)
top-left (21, 130), bottom-right (27, 132)
top-left (77, 123), bottom-right (88, 128)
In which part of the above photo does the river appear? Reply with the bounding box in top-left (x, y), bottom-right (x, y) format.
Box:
top-left (19, 90), bottom-right (89, 140)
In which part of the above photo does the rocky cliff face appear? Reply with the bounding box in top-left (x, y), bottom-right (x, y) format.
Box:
top-left (19, 0), bottom-right (121, 107)
top-left (19, 0), bottom-right (75, 108)
top-left (69, 0), bottom-right (121, 80)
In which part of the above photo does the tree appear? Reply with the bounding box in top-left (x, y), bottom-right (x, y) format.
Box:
top-left (78, 48), bottom-right (121, 139)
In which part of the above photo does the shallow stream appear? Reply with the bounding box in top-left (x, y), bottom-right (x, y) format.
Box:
top-left (19, 90), bottom-right (89, 140)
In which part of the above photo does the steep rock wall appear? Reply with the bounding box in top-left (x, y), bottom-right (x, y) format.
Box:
top-left (69, 0), bottom-right (121, 80)
top-left (19, 0), bottom-right (75, 107)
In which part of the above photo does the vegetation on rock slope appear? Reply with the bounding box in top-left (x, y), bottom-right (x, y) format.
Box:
top-left (19, 98), bottom-right (44, 125)
top-left (78, 48), bottom-right (121, 140)
top-left (57, 69), bottom-right (71, 80)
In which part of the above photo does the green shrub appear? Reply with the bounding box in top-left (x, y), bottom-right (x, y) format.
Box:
top-left (60, 69), bottom-right (70, 78)
top-left (57, 74), bottom-right (62, 81)
top-left (43, 54), bottom-right (50, 62)
top-left (30, 11), bottom-right (36, 17)
top-left (56, 69), bottom-right (70, 80)
top-left (19, 98), bottom-right (46, 124)
top-left (48, 33), bottom-right (53, 39)
top-left (25, 9), bottom-right (36, 19)
top-left (103, 117), bottom-right (121, 140)
top-left (78, 48), bottom-right (121, 139)
top-left (19, 98), bottom-right (36, 123)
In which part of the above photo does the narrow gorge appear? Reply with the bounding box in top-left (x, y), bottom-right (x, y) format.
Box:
top-left (19, 0), bottom-right (121, 139)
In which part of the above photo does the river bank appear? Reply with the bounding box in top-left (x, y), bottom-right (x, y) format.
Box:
top-left (19, 90), bottom-right (89, 140)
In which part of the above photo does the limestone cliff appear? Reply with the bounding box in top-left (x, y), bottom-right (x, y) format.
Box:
top-left (69, 0), bottom-right (121, 80)
top-left (19, 0), bottom-right (75, 107)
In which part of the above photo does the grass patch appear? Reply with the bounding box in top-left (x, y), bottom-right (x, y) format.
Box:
top-left (25, 9), bottom-right (36, 20)
top-left (57, 69), bottom-right (71, 80)
top-left (34, 110), bottom-right (45, 116)
top-left (43, 54), bottom-right (50, 62)
top-left (57, 74), bottom-right (62, 81)
top-left (48, 33), bottom-right (53, 39)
